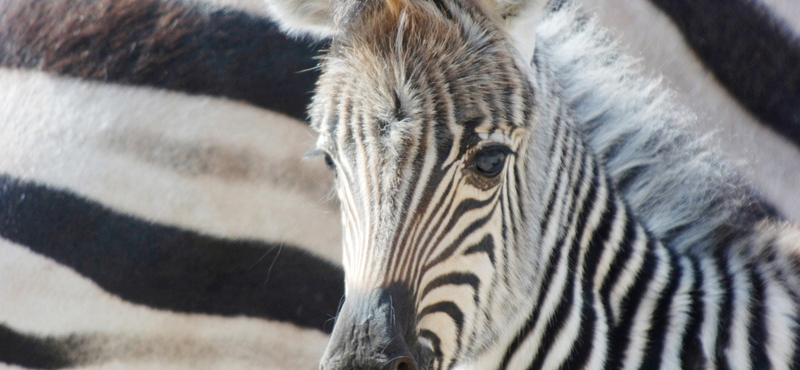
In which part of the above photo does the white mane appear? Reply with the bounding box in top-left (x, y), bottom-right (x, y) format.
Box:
top-left (538, 5), bottom-right (778, 253)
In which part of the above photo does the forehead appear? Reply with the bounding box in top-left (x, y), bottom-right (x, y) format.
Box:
top-left (309, 0), bottom-right (529, 142)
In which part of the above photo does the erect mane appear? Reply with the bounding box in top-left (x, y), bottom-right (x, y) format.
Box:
top-left (536, 6), bottom-right (780, 254)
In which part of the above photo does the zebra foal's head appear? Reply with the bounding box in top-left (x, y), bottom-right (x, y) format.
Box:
top-left (266, 0), bottom-right (553, 368)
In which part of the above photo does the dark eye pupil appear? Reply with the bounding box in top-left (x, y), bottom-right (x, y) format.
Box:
top-left (324, 155), bottom-right (336, 173)
top-left (475, 149), bottom-right (506, 176)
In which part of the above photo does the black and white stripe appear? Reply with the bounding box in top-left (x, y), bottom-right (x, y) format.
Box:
top-left (0, 0), bottom-right (325, 120)
top-left (0, 0), bottom-right (343, 368)
top-left (2, 0), bottom-right (799, 368)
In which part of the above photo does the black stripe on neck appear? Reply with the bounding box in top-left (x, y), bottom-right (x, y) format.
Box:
top-left (528, 159), bottom-right (600, 369)
top-left (680, 255), bottom-right (707, 368)
top-left (605, 236), bottom-right (659, 370)
top-left (713, 253), bottom-right (734, 370)
top-left (639, 247), bottom-right (682, 369)
top-left (748, 266), bottom-right (771, 369)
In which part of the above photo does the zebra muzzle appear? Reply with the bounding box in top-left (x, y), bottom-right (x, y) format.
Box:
top-left (320, 286), bottom-right (431, 370)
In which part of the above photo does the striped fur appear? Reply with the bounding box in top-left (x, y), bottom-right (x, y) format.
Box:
top-left (0, 70), bottom-right (342, 368)
top-left (0, 0), bottom-right (343, 368)
top-left (265, 0), bottom-right (800, 368)
top-left (1, 0), bottom-right (799, 368)
top-left (0, 0), bottom-right (324, 120)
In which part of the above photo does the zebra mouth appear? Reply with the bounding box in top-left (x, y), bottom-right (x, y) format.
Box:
top-left (320, 284), bottom-right (438, 370)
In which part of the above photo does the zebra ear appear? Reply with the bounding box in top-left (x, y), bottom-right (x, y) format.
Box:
top-left (480, 0), bottom-right (550, 63)
top-left (263, 0), bottom-right (337, 38)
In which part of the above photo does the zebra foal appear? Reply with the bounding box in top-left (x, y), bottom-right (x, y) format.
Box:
top-left (263, 0), bottom-right (800, 368)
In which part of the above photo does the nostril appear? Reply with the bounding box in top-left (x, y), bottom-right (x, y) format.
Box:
top-left (392, 356), bottom-right (417, 370)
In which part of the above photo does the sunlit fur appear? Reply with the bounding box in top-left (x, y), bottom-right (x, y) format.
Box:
top-left (304, 1), bottom-right (800, 369)
top-left (538, 10), bottom-right (778, 256)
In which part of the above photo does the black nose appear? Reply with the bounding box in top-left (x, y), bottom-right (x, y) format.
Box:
top-left (320, 288), bottom-right (420, 370)
top-left (384, 356), bottom-right (418, 370)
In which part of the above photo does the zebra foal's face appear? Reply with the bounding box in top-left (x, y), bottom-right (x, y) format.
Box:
top-left (299, 0), bottom-right (546, 368)
top-left (264, 0), bottom-right (550, 367)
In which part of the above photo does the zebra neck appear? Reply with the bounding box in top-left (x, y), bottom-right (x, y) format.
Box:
top-left (499, 120), bottom-right (686, 368)
top-left (502, 118), bottom-right (797, 369)
top-left (483, 43), bottom-right (800, 370)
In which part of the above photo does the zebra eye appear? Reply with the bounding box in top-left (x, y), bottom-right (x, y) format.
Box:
top-left (474, 147), bottom-right (507, 177)
top-left (324, 154), bottom-right (337, 173)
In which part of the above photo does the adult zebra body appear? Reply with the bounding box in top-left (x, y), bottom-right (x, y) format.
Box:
top-left (0, 0), bottom-right (343, 368)
top-left (263, 0), bottom-right (800, 368)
